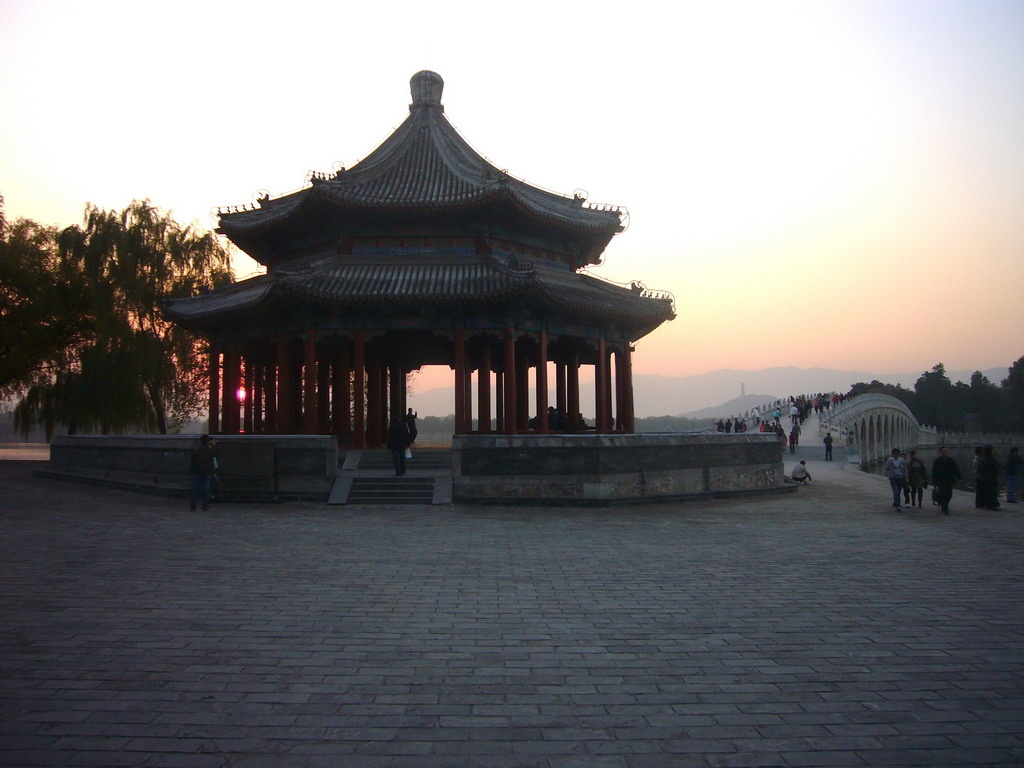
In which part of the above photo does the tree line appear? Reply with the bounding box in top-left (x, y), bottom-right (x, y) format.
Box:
top-left (848, 360), bottom-right (1024, 433)
top-left (1, 196), bottom-right (233, 437)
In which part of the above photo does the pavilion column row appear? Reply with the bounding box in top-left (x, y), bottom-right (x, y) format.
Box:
top-left (208, 328), bottom-right (635, 445)
top-left (451, 327), bottom-right (635, 436)
top-left (208, 332), bottom-right (403, 449)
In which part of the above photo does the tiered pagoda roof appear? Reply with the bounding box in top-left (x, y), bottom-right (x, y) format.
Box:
top-left (217, 71), bottom-right (625, 268)
top-left (166, 72), bottom-right (674, 340)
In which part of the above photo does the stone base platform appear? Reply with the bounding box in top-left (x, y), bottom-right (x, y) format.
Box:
top-left (37, 434), bottom-right (337, 502)
top-left (452, 432), bottom-right (790, 505)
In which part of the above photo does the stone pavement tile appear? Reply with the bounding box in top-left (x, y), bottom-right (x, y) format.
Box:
top-left (139, 756), bottom-right (227, 768)
top-left (705, 753), bottom-right (788, 767)
top-left (3, 461), bottom-right (1024, 767)
top-left (783, 749), bottom-right (868, 766)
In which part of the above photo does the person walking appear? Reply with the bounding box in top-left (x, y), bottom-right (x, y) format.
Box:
top-left (906, 450), bottom-right (928, 508)
top-left (387, 418), bottom-right (412, 476)
top-left (823, 433), bottom-right (834, 461)
top-left (189, 435), bottom-right (218, 511)
top-left (971, 446), bottom-right (983, 508)
top-left (1006, 447), bottom-right (1021, 504)
top-left (883, 448), bottom-right (907, 511)
top-left (977, 444), bottom-right (1002, 510)
top-left (931, 446), bottom-right (961, 515)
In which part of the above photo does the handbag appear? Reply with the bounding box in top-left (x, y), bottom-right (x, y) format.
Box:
top-left (404, 448), bottom-right (412, 459)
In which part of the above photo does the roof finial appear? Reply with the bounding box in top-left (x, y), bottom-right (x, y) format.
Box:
top-left (410, 70), bottom-right (444, 112)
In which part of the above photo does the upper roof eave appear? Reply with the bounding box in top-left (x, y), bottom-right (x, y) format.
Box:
top-left (216, 71), bottom-right (624, 243)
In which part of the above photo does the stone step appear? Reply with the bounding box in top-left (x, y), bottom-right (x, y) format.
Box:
top-left (344, 449), bottom-right (452, 471)
top-left (346, 476), bottom-right (435, 505)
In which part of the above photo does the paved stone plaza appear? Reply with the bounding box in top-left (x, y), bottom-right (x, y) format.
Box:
top-left (2, 457), bottom-right (1023, 767)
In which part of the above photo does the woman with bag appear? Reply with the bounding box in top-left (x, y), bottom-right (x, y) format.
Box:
top-left (906, 450), bottom-right (928, 508)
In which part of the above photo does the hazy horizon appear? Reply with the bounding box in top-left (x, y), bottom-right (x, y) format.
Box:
top-left (405, 362), bottom-right (1015, 419)
top-left (2, 1), bottom-right (1022, 378)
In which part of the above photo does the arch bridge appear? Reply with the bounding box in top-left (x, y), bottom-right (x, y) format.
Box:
top-left (819, 394), bottom-right (937, 464)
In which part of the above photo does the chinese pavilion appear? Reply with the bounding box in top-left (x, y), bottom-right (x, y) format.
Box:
top-left (165, 71), bottom-right (674, 448)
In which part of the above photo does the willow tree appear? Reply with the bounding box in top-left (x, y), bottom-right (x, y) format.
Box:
top-left (0, 200), bottom-right (92, 396)
top-left (13, 200), bottom-right (234, 436)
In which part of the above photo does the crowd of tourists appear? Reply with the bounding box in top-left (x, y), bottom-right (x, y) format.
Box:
top-left (882, 443), bottom-right (1021, 514)
top-left (714, 392), bottom-right (846, 455)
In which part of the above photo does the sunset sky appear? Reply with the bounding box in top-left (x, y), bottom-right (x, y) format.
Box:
top-left (2, 0), bottom-right (1022, 386)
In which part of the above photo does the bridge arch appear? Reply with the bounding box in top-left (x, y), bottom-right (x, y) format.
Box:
top-left (821, 394), bottom-right (937, 464)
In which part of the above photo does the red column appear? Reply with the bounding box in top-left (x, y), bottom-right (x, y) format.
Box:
top-left (389, 364), bottom-right (403, 422)
top-left (537, 331), bottom-right (549, 432)
top-left (503, 327), bottom-right (517, 434)
top-left (352, 331), bottom-right (365, 448)
top-left (222, 347), bottom-right (241, 434)
top-left (317, 351), bottom-right (331, 433)
top-left (303, 331), bottom-right (317, 433)
top-left (263, 355), bottom-right (277, 433)
top-left (243, 357), bottom-right (254, 433)
top-left (253, 357), bottom-right (264, 433)
top-left (208, 347), bottom-right (220, 434)
top-left (454, 327), bottom-right (468, 434)
top-left (333, 346), bottom-right (351, 441)
top-left (366, 350), bottom-right (382, 447)
top-left (595, 338), bottom-right (609, 433)
top-left (555, 360), bottom-right (566, 428)
top-left (478, 345), bottom-right (491, 434)
top-left (276, 336), bottom-right (291, 433)
top-left (567, 351), bottom-right (580, 430)
top-left (494, 370), bottom-right (504, 433)
top-left (515, 340), bottom-right (530, 432)
top-left (620, 343), bottom-right (635, 433)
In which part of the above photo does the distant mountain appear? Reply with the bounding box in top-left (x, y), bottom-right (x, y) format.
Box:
top-left (407, 365), bottom-right (1009, 418)
top-left (633, 366), bottom-right (1007, 417)
top-left (681, 394), bottom-right (781, 419)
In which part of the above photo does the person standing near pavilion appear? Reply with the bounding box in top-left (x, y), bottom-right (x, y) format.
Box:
top-left (189, 435), bottom-right (218, 511)
top-left (404, 408), bottom-right (418, 444)
top-left (387, 418), bottom-right (412, 476)
top-left (823, 432), bottom-right (834, 461)
top-left (931, 446), bottom-right (961, 515)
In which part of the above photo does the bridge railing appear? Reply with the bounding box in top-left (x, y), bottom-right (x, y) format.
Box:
top-left (932, 432), bottom-right (1024, 446)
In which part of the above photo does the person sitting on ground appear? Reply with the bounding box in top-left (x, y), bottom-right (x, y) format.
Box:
top-left (791, 460), bottom-right (812, 485)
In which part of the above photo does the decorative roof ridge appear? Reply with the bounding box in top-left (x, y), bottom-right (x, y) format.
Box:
top-left (164, 271), bottom-right (276, 304)
top-left (217, 71), bottom-right (626, 239)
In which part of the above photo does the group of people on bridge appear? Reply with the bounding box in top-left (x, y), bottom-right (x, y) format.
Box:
top-left (883, 443), bottom-right (1021, 515)
top-left (716, 392), bottom-right (847, 457)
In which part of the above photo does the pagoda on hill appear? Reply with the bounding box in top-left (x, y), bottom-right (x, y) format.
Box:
top-left (165, 71), bottom-right (674, 448)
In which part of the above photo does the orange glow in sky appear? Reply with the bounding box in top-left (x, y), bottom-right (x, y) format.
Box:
top-left (2, 0), bottom-right (1022, 382)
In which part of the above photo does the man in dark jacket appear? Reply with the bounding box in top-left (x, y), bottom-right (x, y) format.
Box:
top-left (931, 446), bottom-right (961, 516)
top-left (387, 418), bottom-right (412, 476)
top-left (1006, 447), bottom-right (1021, 504)
top-left (189, 435), bottom-right (218, 511)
